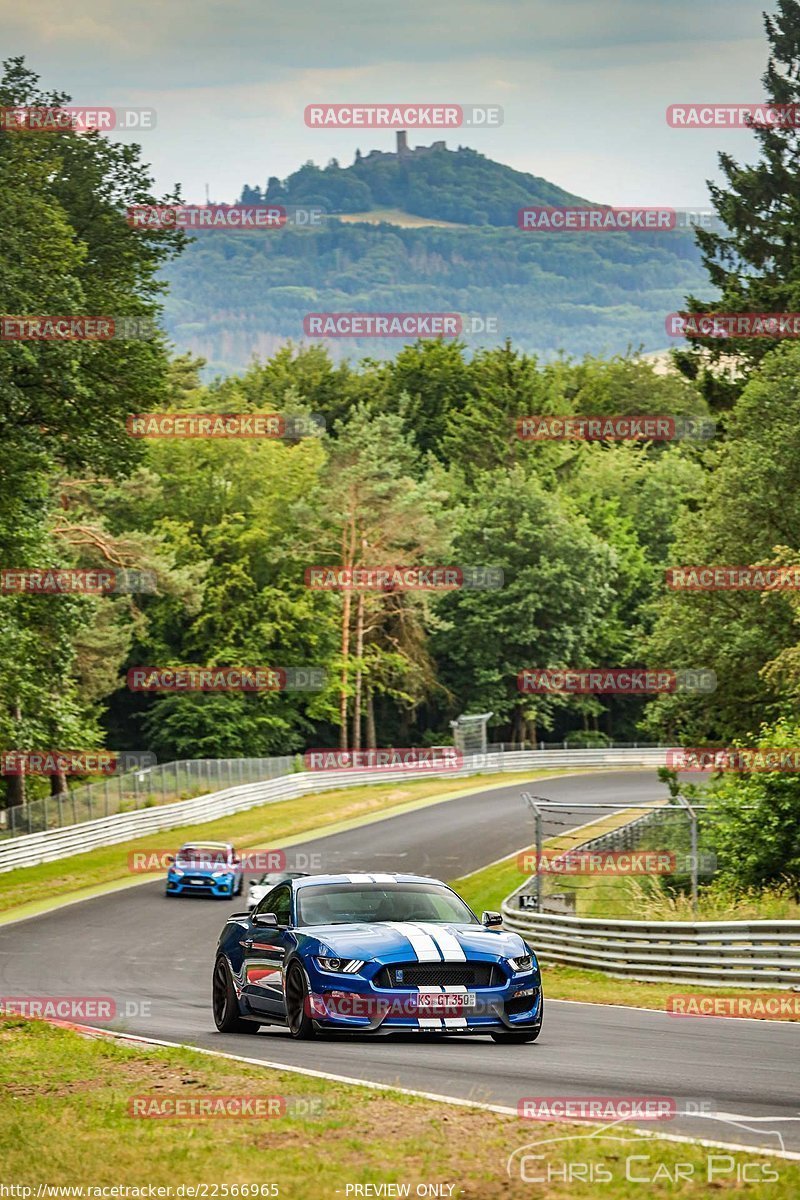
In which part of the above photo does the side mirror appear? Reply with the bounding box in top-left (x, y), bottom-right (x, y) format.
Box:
top-left (254, 912), bottom-right (279, 927)
top-left (165, 854), bottom-right (174, 865)
top-left (249, 879), bottom-right (259, 888)
top-left (482, 910), bottom-right (503, 927)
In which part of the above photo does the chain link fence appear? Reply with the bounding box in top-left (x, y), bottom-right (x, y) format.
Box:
top-left (516, 795), bottom-right (718, 918)
top-left (0, 756), bottom-right (296, 839)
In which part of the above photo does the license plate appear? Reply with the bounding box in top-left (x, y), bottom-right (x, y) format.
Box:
top-left (417, 992), bottom-right (476, 1009)
top-left (189, 879), bottom-right (204, 885)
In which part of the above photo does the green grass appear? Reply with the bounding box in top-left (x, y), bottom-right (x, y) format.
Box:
top-left (1, 1017), bottom-right (795, 1198)
top-left (451, 806), bottom-right (649, 914)
top-left (451, 810), bottom-right (800, 1017)
top-left (0, 768), bottom-right (578, 918)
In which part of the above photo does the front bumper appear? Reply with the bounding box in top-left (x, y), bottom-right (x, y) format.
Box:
top-left (166, 874), bottom-right (236, 896)
top-left (304, 971), bottom-right (542, 1034)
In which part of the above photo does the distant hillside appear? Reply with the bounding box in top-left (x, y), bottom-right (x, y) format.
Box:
top-left (161, 139), bottom-right (713, 376)
top-left (240, 140), bottom-right (588, 227)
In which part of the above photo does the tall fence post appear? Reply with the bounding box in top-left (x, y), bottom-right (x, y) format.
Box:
top-left (522, 792), bottom-right (545, 913)
top-left (677, 794), bottom-right (699, 914)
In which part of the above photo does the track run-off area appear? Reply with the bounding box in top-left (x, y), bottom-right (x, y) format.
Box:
top-left (1, 770), bottom-right (797, 1154)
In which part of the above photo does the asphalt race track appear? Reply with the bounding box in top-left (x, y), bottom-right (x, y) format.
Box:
top-left (1, 770), bottom-right (798, 1154)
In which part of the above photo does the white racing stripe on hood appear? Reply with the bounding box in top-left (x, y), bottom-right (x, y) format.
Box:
top-left (383, 922), bottom-right (442, 962)
top-left (441, 984), bottom-right (469, 1029)
top-left (410, 923), bottom-right (466, 961)
top-left (416, 986), bottom-right (444, 1030)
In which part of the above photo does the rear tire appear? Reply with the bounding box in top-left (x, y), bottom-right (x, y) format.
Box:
top-left (285, 961), bottom-right (316, 1039)
top-left (212, 956), bottom-right (261, 1034)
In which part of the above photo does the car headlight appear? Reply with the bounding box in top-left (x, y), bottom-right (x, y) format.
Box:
top-left (212, 870), bottom-right (233, 878)
top-left (314, 957), bottom-right (366, 974)
top-left (508, 954), bottom-right (533, 973)
top-left (169, 868), bottom-right (184, 877)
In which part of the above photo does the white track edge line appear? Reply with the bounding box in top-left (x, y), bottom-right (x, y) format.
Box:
top-left (58, 1022), bottom-right (800, 1162)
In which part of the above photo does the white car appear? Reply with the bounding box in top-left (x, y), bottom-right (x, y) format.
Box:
top-left (246, 870), bottom-right (308, 910)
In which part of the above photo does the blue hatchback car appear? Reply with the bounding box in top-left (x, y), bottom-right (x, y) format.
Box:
top-left (165, 841), bottom-right (244, 898)
top-left (213, 873), bottom-right (542, 1042)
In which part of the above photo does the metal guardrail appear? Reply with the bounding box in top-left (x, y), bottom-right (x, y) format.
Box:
top-left (502, 820), bottom-right (800, 990)
top-left (0, 747), bottom-right (669, 873)
top-left (0, 756), bottom-right (297, 839)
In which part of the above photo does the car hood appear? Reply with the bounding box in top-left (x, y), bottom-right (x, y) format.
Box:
top-left (175, 861), bottom-right (231, 872)
top-left (299, 921), bottom-right (530, 962)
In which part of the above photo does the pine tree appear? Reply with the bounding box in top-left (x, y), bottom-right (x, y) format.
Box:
top-left (676, 0), bottom-right (800, 410)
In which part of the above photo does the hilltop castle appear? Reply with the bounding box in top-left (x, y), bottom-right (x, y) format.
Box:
top-left (360, 131), bottom-right (447, 163)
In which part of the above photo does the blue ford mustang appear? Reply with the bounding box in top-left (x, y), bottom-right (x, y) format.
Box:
top-left (212, 873), bottom-right (542, 1042)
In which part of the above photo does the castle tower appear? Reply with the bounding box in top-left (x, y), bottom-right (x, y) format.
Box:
top-left (396, 130), bottom-right (408, 155)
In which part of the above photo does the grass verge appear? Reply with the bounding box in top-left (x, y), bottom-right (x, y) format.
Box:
top-left (451, 811), bottom-right (800, 1018)
top-left (0, 1017), bottom-right (794, 1198)
top-left (0, 769), bottom-right (577, 919)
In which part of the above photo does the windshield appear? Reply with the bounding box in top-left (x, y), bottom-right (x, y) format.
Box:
top-left (176, 846), bottom-right (229, 865)
top-left (296, 883), bottom-right (477, 926)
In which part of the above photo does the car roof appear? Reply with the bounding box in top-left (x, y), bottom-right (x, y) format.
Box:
top-left (178, 841), bottom-right (232, 849)
top-left (292, 872), bottom-right (443, 889)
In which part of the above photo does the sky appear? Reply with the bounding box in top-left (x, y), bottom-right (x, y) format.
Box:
top-left (2, 0), bottom-right (773, 206)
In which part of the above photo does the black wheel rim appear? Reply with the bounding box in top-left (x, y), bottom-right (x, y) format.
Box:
top-left (286, 965), bottom-right (306, 1034)
top-left (213, 959), bottom-right (229, 1025)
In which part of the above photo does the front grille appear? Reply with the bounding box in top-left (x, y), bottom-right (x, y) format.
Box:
top-left (376, 962), bottom-right (500, 988)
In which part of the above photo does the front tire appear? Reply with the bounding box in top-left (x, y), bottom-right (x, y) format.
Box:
top-left (285, 961), bottom-right (316, 1039)
top-left (212, 956), bottom-right (261, 1034)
